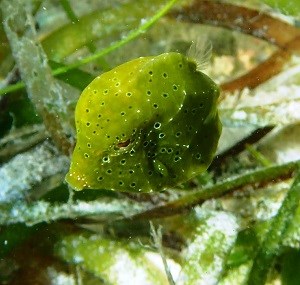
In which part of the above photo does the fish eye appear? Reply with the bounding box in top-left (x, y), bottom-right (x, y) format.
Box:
top-left (117, 139), bottom-right (130, 148)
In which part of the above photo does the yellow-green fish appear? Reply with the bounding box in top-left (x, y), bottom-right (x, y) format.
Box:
top-left (65, 51), bottom-right (221, 192)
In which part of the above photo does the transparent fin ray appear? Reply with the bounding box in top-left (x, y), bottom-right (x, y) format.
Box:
top-left (187, 38), bottom-right (212, 71)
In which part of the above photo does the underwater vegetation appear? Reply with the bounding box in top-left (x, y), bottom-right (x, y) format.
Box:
top-left (1, 0), bottom-right (300, 284)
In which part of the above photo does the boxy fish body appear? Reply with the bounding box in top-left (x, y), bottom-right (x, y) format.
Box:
top-left (65, 52), bottom-right (221, 192)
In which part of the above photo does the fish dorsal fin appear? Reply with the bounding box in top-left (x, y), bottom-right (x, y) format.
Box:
top-left (187, 38), bottom-right (212, 71)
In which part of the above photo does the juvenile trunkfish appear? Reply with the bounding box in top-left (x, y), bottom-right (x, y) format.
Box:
top-left (65, 45), bottom-right (222, 193)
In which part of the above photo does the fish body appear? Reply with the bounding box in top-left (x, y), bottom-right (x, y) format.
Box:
top-left (65, 52), bottom-right (221, 192)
